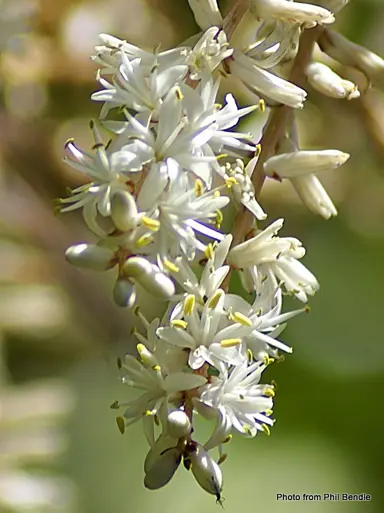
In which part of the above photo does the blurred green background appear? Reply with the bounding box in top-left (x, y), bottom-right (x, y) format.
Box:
top-left (1, 0), bottom-right (384, 512)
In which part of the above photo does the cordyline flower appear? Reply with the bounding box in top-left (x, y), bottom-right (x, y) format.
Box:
top-left (228, 218), bottom-right (319, 302)
top-left (59, 0), bottom-right (372, 501)
top-left (197, 360), bottom-right (275, 447)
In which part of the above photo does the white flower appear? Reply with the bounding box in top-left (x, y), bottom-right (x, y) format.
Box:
top-left (135, 160), bottom-right (229, 261)
top-left (223, 157), bottom-right (267, 220)
top-left (249, 0), bottom-right (335, 28)
top-left (158, 290), bottom-right (253, 370)
top-left (91, 52), bottom-right (188, 119)
top-left (171, 235), bottom-right (232, 302)
top-left (92, 33), bottom-right (189, 75)
top-left (119, 345), bottom-right (206, 428)
top-left (229, 49), bottom-right (307, 108)
top-left (241, 20), bottom-right (300, 70)
top-left (187, 27), bottom-right (233, 80)
top-left (61, 121), bottom-right (141, 236)
top-left (228, 218), bottom-right (319, 302)
top-left (187, 0), bottom-right (223, 31)
top-left (199, 360), bottom-right (275, 446)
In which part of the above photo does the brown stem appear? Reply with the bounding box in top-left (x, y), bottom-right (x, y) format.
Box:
top-left (223, 0), bottom-right (249, 39)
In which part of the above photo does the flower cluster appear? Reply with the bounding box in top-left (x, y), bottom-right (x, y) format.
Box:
top-left (60, 0), bottom-right (384, 502)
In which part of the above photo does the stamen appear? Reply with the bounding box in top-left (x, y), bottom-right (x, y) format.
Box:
top-left (220, 338), bottom-right (242, 348)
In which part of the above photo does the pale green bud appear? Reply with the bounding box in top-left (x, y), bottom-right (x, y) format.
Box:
top-left (113, 278), bottom-right (136, 308)
top-left (122, 257), bottom-right (175, 299)
top-left (167, 410), bottom-right (192, 438)
top-left (187, 443), bottom-right (223, 500)
top-left (65, 244), bottom-right (115, 271)
top-left (111, 190), bottom-right (138, 231)
top-left (318, 30), bottom-right (384, 89)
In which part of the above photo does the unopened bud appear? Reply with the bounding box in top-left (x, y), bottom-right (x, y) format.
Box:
top-left (290, 174), bottom-right (337, 219)
top-left (318, 30), bottom-right (384, 89)
top-left (186, 443), bottom-right (223, 501)
top-left (167, 410), bottom-right (192, 438)
top-left (113, 278), bottom-right (136, 308)
top-left (144, 446), bottom-right (181, 490)
top-left (111, 190), bottom-right (139, 231)
top-left (65, 244), bottom-right (115, 271)
top-left (264, 150), bottom-right (350, 179)
top-left (144, 434), bottom-right (179, 473)
top-left (122, 257), bottom-right (175, 299)
top-left (306, 62), bottom-right (360, 100)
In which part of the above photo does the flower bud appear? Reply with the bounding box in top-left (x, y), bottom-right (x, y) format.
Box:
top-left (306, 62), bottom-right (360, 100)
top-left (144, 446), bottom-right (181, 490)
top-left (144, 434), bottom-right (179, 473)
top-left (167, 410), bottom-right (192, 438)
top-left (264, 150), bottom-right (350, 179)
top-left (122, 257), bottom-right (175, 299)
top-left (113, 278), bottom-right (136, 308)
top-left (111, 190), bottom-right (139, 231)
top-left (318, 30), bottom-right (384, 89)
top-left (186, 443), bottom-right (223, 500)
top-left (291, 174), bottom-right (337, 219)
top-left (65, 244), bottom-right (115, 271)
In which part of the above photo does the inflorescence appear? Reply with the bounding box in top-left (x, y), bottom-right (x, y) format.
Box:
top-left (60, 0), bottom-right (384, 503)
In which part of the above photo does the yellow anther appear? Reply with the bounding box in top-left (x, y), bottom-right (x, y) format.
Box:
top-left (183, 294), bottom-right (195, 315)
top-left (175, 86), bottom-right (184, 100)
top-left (217, 454), bottom-right (228, 465)
top-left (213, 190), bottom-right (221, 198)
top-left (163, 257), bottom-right (179, 273)
top-left (247, 349), bottom-right (253, 363)
top-left (171, 319), bottom-right (188, 329)
top-left (242, 424), bottom-right (252, 435)
top-left (225, 177), bottom-right (238, 188)
top-left (223, 434), bottom-right (232, 444)
top-left (220, 338), bottom-right (242, 348)
top-left (141, 216), bottom-right (160, 231)
top-left (232, 311), bottom-right (252, 327)
top-left (208, 289), bottom-right (224, 309)
top-left (136, 343), bottom-right (146, 356)
top-left (255, 144), bottom-right (262, 158)
top-left (152, 364), bottom-right (161, 371)
top-left (264, 388), bottom-right (275, 398)
top-left (258, 99), bottom-right (266, 112)
top-left (265, 409), bottom-right (273, 417)
top-left (263, 355), bottom-right (275, 366)
top-left (194, 179), bottom-right (204, 197)
top-left (136, 234), bottom-right (154, 247)
top-left (145, 410), bottom-right (154, 416)
top-left (116, 417), bottom-right (125, 434)
top-left (271, 380), bottom-right (278, 390)
top-left (261, 423), bottom-right (271, 436)
top-left (204, 243), bottom-right (215, 261)
top-left (215, 210), bottom-right (223, 229)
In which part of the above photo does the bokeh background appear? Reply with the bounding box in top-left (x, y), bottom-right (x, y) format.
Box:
top-left (1, 0), bottom-right (384, 512)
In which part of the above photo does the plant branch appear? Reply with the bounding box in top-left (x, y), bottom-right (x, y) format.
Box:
top-left (230, 26), bottom-right (322, 248)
